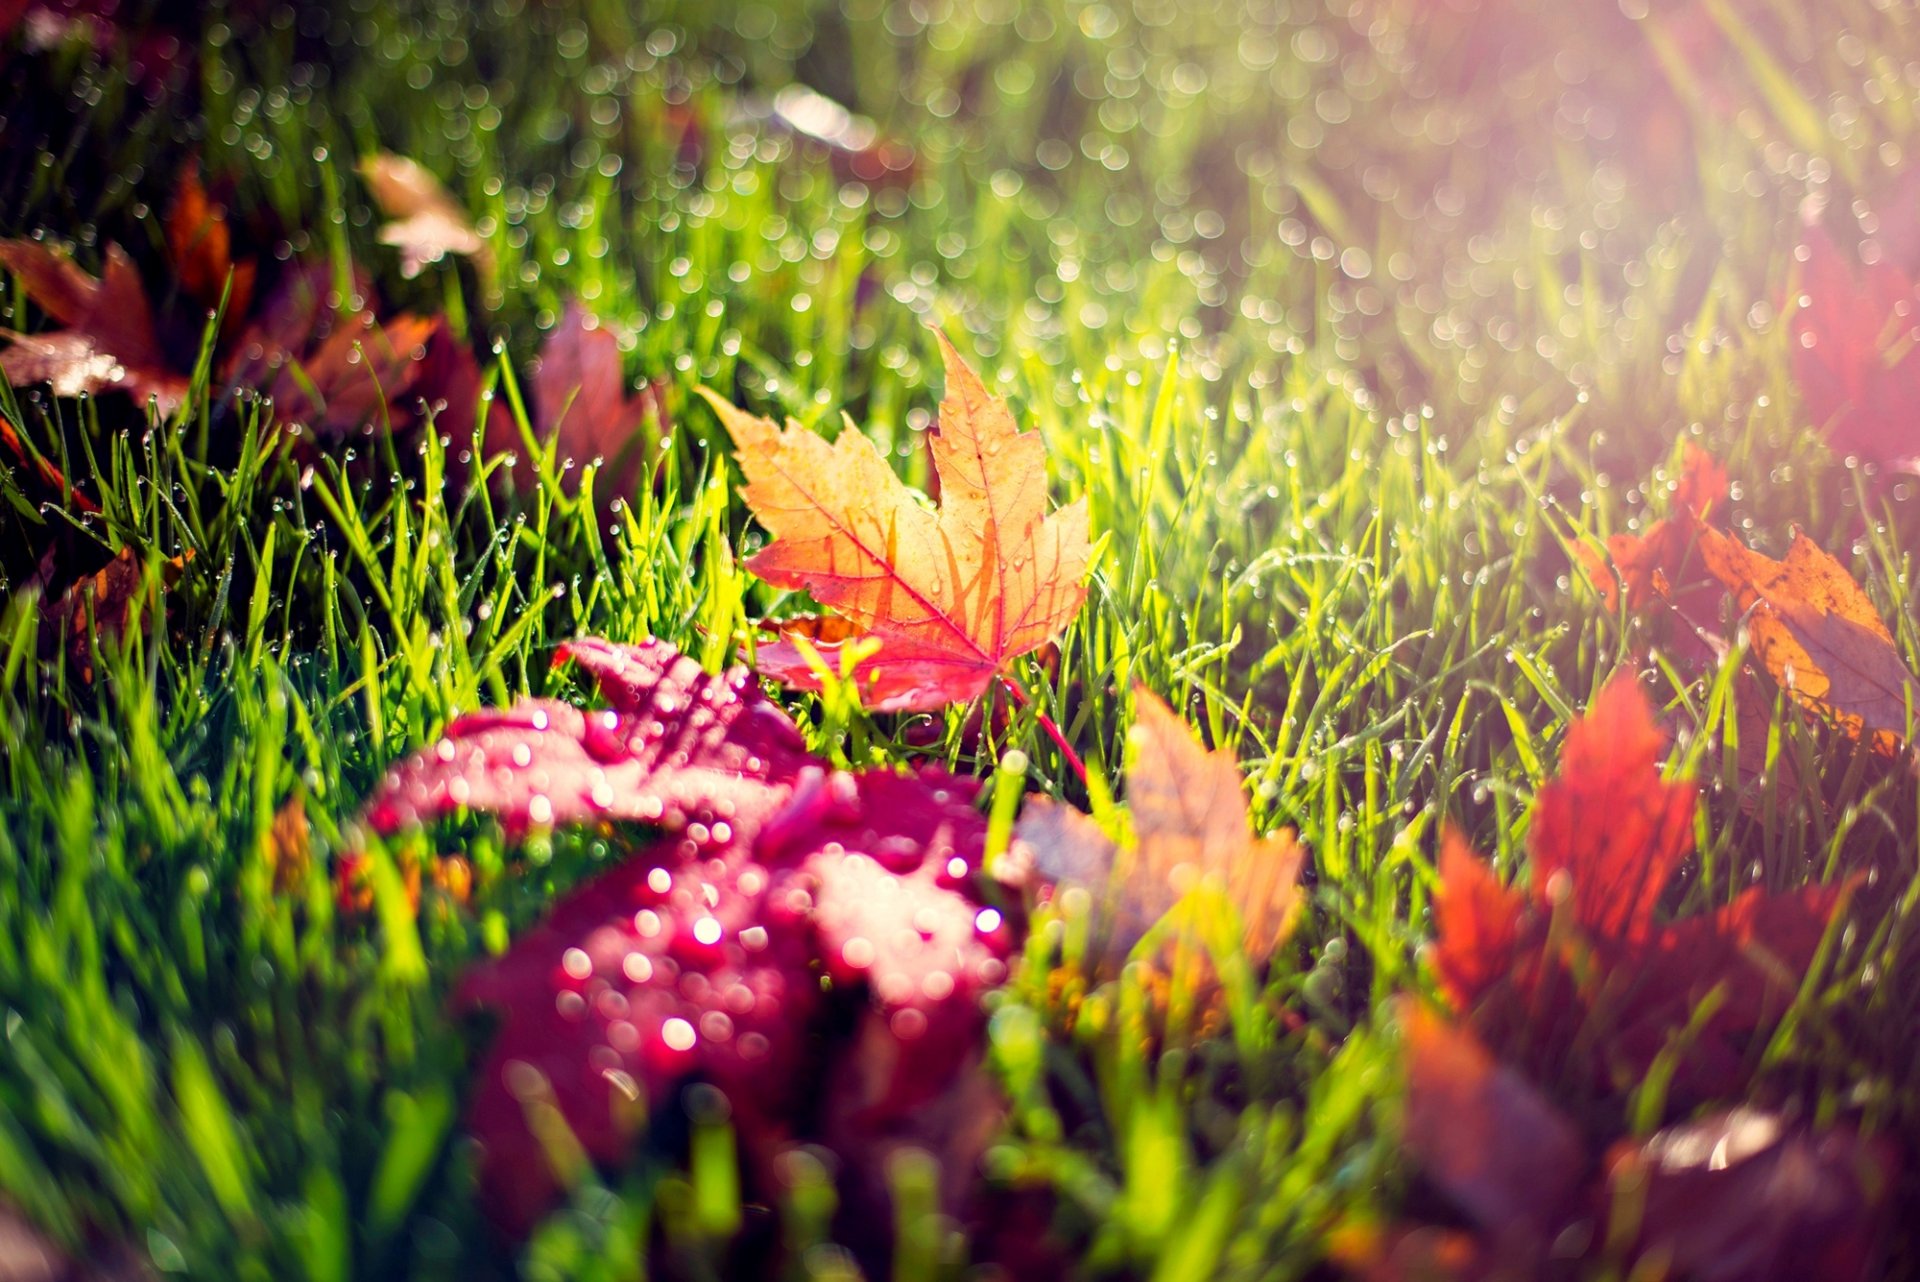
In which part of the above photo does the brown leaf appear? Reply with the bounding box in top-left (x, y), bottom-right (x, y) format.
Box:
top-left (703, 331), bottom-right (1089, 710)
top-left (267, 795), bottom-right (311, 894)
top-left (39, 546), bottom-right (191, 682)
top-left (0, 241), bottom-right (185, 410)
top-left (358, 153), bottom-right (488, 279)
top-left (1605, 1109), bottom-right (1898, 1282)
top-left (265, 311), bottom-right (440, 442)
top-left (1694, 526), bottom-right (1920, 752)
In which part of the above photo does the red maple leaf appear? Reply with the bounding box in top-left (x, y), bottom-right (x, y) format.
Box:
top-left (1433, 677), bottom-right (1851, 1094)
top-left (359, 638), bottom-right (1013, 1237)
top-left (1790, 225), bottom-right (1920, 474)
top-left (1573, 442), bottom-right (1726, 615)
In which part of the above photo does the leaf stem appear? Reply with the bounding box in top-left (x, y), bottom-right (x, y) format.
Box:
top-left (997, 672), bottom-right (1086, 788)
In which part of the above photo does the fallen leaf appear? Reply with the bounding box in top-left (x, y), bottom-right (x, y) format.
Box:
top-left (0, 1199), bottom-right (154, 1282)
top-left (262, 310), bottom-right (439, 443)
top-left (267, 794), bottom-right (311, 894)
top-left (359, 637), bottom-right (1015, 1236)
top-left (359, 153), bottom-right (488, 280)
top-left (361, 637), bottom-right (813, 840)
top-left (1693, 525), bottom-right (1920, 753)
top-left (1016, 687), bottom-right (1305, 979)
top-left (1527, 676), bottom-right (1697, 946)
top-left (0, 411), bottom-right (98, 515)
top-left (1790, 226), bottom-right (1920, 474)
top-left (166, 162), bottom-right (256, 325)
top-left (1433, 677), bottom-right (1849, 1093)
top-left (37, 546), bottom-right (191, 683)
top-left (702, 332), bottom-right (1089, 711)
top-left (1574, 442), bottom-right (1726, 613)
top-left (1430, 826), bottom-right (1523, 1009)
top-left (1365, 1013), bottom-right (1893, 1282)
top-left (0, 240), bottom-right (186, 410)
top-left (484, 301), bottom-right (667, 510)
top-left (1604, 1109), bottom-right (1898, 1282)
top-left (1399, 1001), bottom-right (1586, 1239)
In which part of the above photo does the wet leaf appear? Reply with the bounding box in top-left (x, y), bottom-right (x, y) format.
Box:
top-left (0, 240), bottom-right (185, 410)
top-left (261, 311), bottom-right (439, 443)
top-left (1604, 1109), bottom-right (1898, 1282)
top-left (1399, 1002), bottom-right (1586, 1237)
top-left (702, 332), bottom-right (1088, 711)
top-left (166, 162), bottom-right (255, 325)
top-left (360, 638), bottom-right (1014, 1235)
top-left (38, 546), bottom-right (190, 683)
top-left (360, 638), bottom-right (813, 840)
top-left (486, 301), bottom-right (667, 510)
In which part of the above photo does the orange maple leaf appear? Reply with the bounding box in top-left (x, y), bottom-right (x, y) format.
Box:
top-left (700, 333), bottom-right (1089, 710)
top-left (1693, 525), bottom-right (1920, 753)
top-left (1016, 688), bottom-right (1305, 978)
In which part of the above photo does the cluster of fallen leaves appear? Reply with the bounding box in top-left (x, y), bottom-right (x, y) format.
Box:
top-left (1341, 679), bottom-right (1892, 1282)
top-left (331, 313), bottom-right (1912, 1277)
top-left (0, 159), bottom-right (664, 482)
top-left (346, 352), bottom-right (1317, 1268)
top-left (360, 637), bottom-right (1019, 1240)
top-left (5, 72), bottom-right (1914, 1281)
top-left (1352, 434), bottom-right (1920, 1281)
top-left (2, 156), bottom-right (668, 675)
top-left (1577, 444), bottom-right (1920, 765)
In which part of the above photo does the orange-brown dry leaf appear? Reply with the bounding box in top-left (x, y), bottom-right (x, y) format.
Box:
top-left (268, 794), bottom-right (312, 893)
top-left (40, 546), bottom-right (191, 682)
top-left (167, 163), bottom-right (256, 325)
top-left (1017, 688), bottom-right (1305, 976)
top-left (1694, 525), bottom-right (1920, 752)
top-left (359, 153), bottom-right (488, 280)
top-left (701, 332), bottom-right (1089, 710)
top-left (1398, 1001), bottom-right (1585, 1238)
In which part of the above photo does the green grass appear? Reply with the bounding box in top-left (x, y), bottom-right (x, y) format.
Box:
top-left (2, 0), bottom-right (1920, 1277)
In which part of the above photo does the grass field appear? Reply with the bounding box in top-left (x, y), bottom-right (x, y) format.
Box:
top-left (2, 1), bottom-right (1919, 1278)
